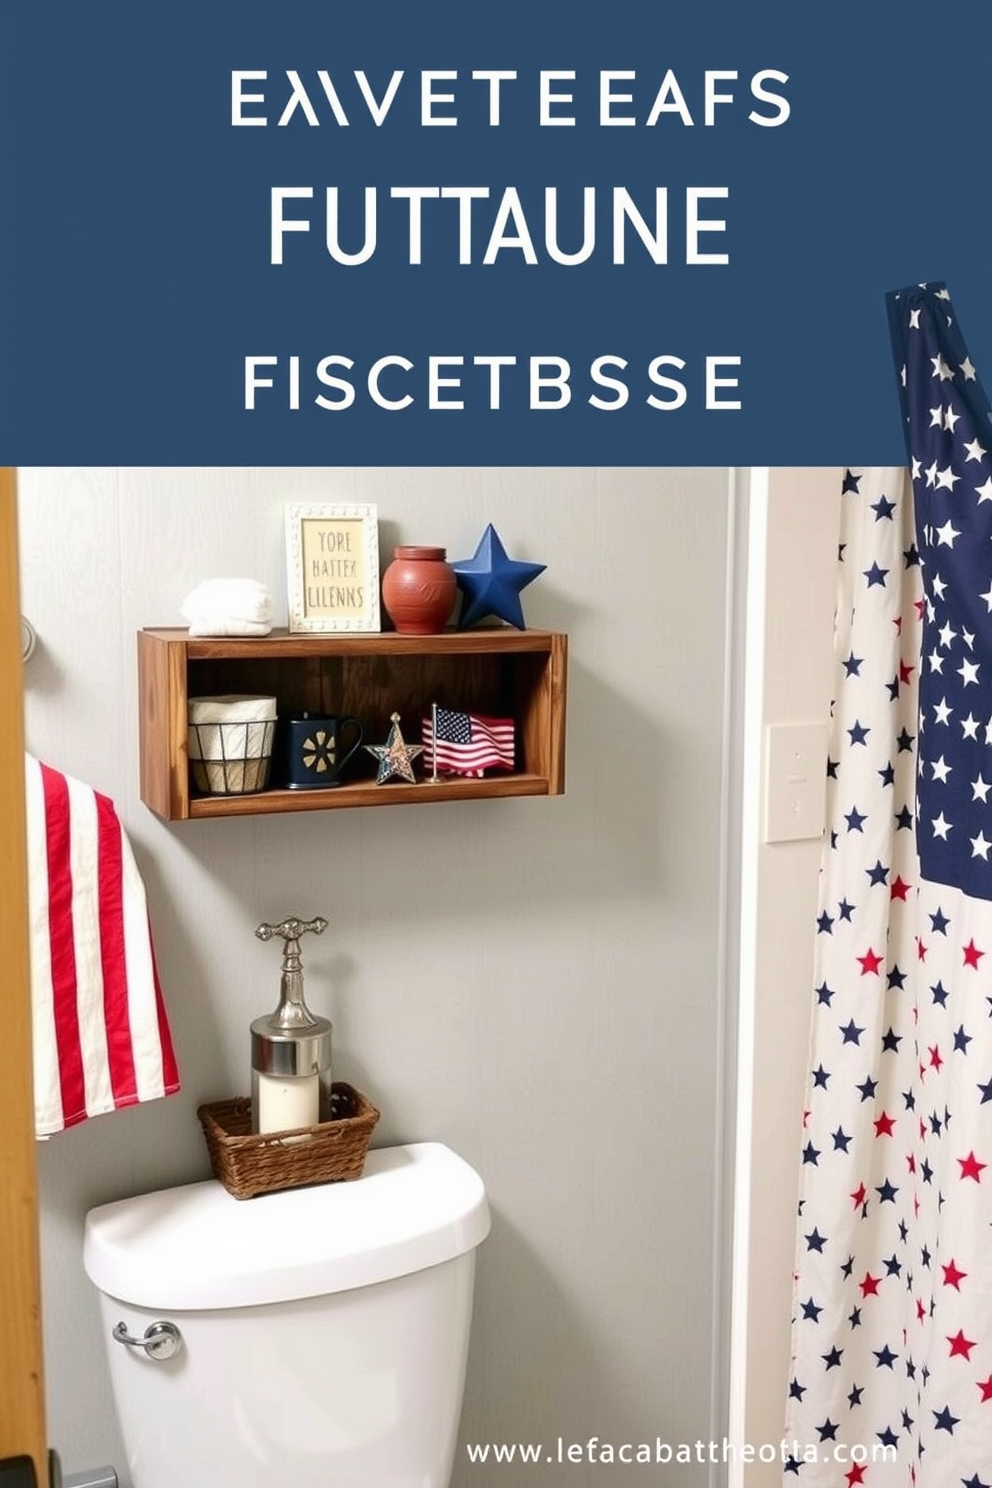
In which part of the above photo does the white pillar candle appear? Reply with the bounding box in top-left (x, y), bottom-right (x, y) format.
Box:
top-left (253, 1071), bottom-right (319, 1134)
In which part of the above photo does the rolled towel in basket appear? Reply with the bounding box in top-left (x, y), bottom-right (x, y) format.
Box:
top-left (187, 695), bottom-right (277, 795)
top-left (180, 578), bottom-right (273, 637)
top-left (25, 754), bottom-right (181, 1137)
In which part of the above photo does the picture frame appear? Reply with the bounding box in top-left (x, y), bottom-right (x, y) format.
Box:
top-left (285, 502), bottom-right (381, 633)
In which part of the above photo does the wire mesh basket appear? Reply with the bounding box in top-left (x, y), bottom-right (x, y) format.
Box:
top-left (187, 695), bottom-right (277, 796)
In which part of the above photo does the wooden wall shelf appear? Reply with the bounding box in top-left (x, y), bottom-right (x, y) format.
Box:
top-left (138, 627), bottom-right (567, 820)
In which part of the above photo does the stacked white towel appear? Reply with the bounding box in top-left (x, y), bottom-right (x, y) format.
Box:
top-left (25, 754), bottom-right (181, 1137)
top-left (180, 578), bottom-right (273, 637)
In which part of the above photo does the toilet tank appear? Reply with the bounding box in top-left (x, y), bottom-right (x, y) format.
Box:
top-left (83, 1143), bottom-right (491, 1488)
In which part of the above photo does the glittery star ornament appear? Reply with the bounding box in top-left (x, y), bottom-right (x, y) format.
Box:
top-left (364, 712), bottom-right (424, 784)
top-left (452, 524), bottom-right (546, 630)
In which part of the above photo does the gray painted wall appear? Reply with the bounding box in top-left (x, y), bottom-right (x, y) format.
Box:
top-left (20, 466), bottom-right (733, 1486)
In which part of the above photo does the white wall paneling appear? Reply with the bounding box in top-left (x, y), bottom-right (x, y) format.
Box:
top-left (21, 467), bottom-right (734, 1486)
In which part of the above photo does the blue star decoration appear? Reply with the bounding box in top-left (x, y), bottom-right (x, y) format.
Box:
top-left (452, 524), bottom-right (546, 630)
top-left (364, 712), bottom-right (424, 784)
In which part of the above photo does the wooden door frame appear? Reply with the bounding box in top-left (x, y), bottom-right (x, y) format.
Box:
top-left (0, 468), bottom-right (47, 1473)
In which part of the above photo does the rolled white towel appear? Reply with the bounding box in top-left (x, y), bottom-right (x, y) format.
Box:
top-left (187, 694), bottom-right (277, 764)
top-left (180, 578), bottom-right (273, 637)
top-left (187, 695), bottom-right (277, 726)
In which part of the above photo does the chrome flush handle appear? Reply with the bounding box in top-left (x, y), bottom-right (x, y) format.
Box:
top-left (112, 1320), bottom-right (183, 1361)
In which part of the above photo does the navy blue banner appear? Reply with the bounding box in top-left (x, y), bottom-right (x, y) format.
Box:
top-left (0, 1), bottom-right (989, 465)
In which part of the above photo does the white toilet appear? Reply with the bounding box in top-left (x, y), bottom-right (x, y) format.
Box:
top-left (83, 1142), bottom-right (490, 1488)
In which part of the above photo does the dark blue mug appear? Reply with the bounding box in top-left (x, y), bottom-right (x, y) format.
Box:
top-left (282, 713), bottom-right (364, 789)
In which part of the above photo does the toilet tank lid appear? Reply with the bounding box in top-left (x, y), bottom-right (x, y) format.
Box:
top-left (83, 1142), bottom-right (491, 1310)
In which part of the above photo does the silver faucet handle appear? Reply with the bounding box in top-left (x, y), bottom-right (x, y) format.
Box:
top-left (255, 915), bottom-right (328, 946)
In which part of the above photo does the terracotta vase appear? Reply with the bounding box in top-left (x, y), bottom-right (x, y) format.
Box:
top-left (381, 546), bottom-right (457, 634)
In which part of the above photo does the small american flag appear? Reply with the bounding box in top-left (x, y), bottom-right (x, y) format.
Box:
top-left (422, 707), bottom-right (515, 777)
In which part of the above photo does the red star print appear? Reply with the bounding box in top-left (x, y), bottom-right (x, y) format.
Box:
top-left (942, 1259), bottom-right (967, 1289)
top-left (845, 1464), bottom-right (867, 1486)
top-left (899, 659), bottom-right (915, 683)
top-left (963, 938), bottom-right (985, 969)
top-left (851, 1182), bottom-right (867, 1209)
top-left (916, 1296), bottom-right (926, 1322)
top-left (859, 1272), bottom-right (881, 1297)
top-left (915, 598), bottom-right (926, 619)
top-left (873, 1111), bottom-right (896, 1137)
top-left (978, 1375), bottom-right (992, 1403)
top-left (906, 1152), bottom-right (917, 1173)
top-left (890, 876), bottom-right (912, 900)
top-left (929, 1045), bottom-right (943, 1072)
top-left (916, 936), bottom-right (928, 961)
top-left (948, 1329), bottom-right (977, 1359)
top-left (959, 1151), bottom-right (987, 1182)
top-left (857, 948), bottom-right (883, 975)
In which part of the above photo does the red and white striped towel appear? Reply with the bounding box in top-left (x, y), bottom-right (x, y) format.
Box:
top-left (25, 755), bottom-right (180, 1137)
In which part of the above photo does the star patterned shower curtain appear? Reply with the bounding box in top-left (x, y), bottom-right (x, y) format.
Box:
top-left (784, 285), bottom-right (992, 1487)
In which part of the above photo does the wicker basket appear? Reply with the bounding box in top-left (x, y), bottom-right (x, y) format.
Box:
top-left (197, 1082), bottom-right (380, 1200)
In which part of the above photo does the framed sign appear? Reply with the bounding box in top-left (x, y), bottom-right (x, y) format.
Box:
top-left (285, 502), bottom-right (381, 633)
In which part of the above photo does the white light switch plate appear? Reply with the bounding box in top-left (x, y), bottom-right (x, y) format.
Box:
top-left (763, 721), bottom-right (828, 843)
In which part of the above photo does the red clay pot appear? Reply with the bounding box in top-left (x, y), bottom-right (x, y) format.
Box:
top-left (381, 546), bottom-right (457, 634)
